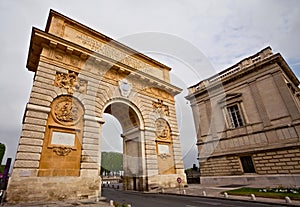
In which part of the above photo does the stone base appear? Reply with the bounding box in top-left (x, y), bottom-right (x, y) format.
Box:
top-left (123, 176), bottom-right (147, 191)
top-left (148, 173), bottom-right (187, 190)
top-left (6, 176), bottom-right (101, 204)
top-left (200, 174), bottom-right (300, 187)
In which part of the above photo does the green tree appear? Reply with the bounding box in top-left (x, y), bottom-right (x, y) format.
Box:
top-left (0, 143), bottom-right (5, 165)
top-left (101, 152), bottom-right (123, 174)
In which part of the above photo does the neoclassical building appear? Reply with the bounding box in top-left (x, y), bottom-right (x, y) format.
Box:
top-left (186, 47), bottom-right (300, 186)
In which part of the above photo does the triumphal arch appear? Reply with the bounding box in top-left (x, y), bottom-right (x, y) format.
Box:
top-left (7, 10), bottom-right (186, 202)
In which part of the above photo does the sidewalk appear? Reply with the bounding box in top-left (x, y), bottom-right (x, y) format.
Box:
top-left (160, 184), bottom-right (300, 206)
top-left (3, 198), bottom-right (110, 207)
top-left (4, 199), bottom-right (111, 207)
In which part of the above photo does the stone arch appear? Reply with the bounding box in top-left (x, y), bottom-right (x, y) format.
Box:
top-left (102, 97), bottom-right (145, 130)
top-left (101, 98), bottom-right (146, 191)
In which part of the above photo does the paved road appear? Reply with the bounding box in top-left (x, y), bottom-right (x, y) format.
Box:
top-left (102, 188), bottom-right (289, 207)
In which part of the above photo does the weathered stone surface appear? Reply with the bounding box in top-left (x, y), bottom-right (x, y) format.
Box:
top-left (14, 160), bottom-right (39, 168)
top-left (19, 138), bottom-right (43, 146)
top-left (18, 145), bottom-right (42, 153)
top-left (6, 176), bottom-right (100, 203)
top-left (16, 152), bottom-right (41, 161)
top-left (21, 131), bottom-right (45, 140)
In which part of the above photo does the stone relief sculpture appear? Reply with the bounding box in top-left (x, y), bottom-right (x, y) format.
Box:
top-left (54, 71), bottom-right (87, 94)
top-left (152, 99), bottom-right (170, 116)
top-left (53, 146), bottom-right (72, 156)
top-left (52, 96), bottom-right (83, 126)
top-left (155, 119), bottom-right (172, 161)
top-left (155, 118), bottom-right (170, 140)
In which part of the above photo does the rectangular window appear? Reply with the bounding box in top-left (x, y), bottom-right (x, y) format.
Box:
top-left (240, 156), bottom-right (256, 173)
top-left (227, 104), bottom-right (244, 128)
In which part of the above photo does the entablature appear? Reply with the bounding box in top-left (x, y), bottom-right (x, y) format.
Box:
top-left (27, 28), bottom-right (182, 97)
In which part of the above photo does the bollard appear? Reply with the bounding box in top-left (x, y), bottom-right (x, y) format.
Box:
top-left (95, 190), bottom-right (99, 202)
top-left (250, 194), bottom-right (256, 201)
top-left (224, 192), bottom-right (229, 198)
top-left (202, 191), bottom-right (207, 196)
top-left (161, 188), bottom-right (165, 193)
top-left (110, 200), bottom-right (114, 206)
top-left (183, 190), bottom-right (186, 195)
top-left (285, 196), bottom-right (292, 203)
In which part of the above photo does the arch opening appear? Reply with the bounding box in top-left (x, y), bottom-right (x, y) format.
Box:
top-left (101, 101), bottom-right (146, 191)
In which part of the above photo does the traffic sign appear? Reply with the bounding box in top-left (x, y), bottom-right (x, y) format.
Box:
top-left (177, 177), bottom-right (182, 184)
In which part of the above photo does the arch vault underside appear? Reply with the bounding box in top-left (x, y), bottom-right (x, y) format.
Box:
top-left (7, 10), bottom-right (186, 203)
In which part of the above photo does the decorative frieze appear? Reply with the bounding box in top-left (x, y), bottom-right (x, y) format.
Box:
top-left (74, 32), bottom-right (165, 80)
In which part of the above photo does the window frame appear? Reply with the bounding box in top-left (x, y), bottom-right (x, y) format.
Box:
top-left (240, 155), bottom-right (256, 173)
top-left (218, 93), bottom-right (247, 129)
top-left (226, 104), bottom-right (245, 129)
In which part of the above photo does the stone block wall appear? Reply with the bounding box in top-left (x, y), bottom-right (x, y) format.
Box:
top-left (253, 147), bottom-right (300, 174)
top-left (200, 156), bottom-right (243, 176)
top-left (7, 176), bottom-right (100, 203)
top-left (200, 146), bottom-right (300, 177)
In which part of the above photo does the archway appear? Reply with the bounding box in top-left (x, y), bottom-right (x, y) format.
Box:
top-left (7, 10), bottom-right (186, 203)
top-left (101, 113), bottom-right (123, 178)
top-left (102, 99), bottom-right (146, 191)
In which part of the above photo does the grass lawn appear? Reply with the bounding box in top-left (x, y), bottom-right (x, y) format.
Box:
top-left (224, 187), bottom-right (300, 200)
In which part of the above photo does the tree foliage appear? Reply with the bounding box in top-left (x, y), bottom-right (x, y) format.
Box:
top-left (0, 143), bottom-right (5, 165)
top-left (101, 151), bottom-right (123, 173)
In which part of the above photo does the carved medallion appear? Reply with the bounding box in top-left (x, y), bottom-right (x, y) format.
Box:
top-left (155, 119), bottom-right (170, 140)
top-left (51, 96), bottom-right (83, 126)
top-left (119, 79), bottom-right (132, 97)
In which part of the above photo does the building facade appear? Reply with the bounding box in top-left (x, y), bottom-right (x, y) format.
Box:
top-left (186, 47), bottom-right (300, 186)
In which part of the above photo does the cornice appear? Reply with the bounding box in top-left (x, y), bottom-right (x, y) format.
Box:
top-left (27, 28), bottom-right (182, 96)
top-left (186, 52), bottom-right (299, 100)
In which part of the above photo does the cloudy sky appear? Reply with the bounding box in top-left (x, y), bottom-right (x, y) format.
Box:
top-left (0, 0), bottom-right (299, 169)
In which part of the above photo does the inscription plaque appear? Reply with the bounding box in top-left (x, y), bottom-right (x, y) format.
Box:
top-left (158, 144), bottom-right (169, 154)
top-left (51, 131), bottom-right (75, 146)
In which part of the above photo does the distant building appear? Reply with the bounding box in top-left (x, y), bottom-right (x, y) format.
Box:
top-left (185, 164), bottom-right (200, 184)
top-left (186, 47), bottom-right (300, 186)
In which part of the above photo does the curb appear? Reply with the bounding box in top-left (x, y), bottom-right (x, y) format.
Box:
top-left (155, 192), bottom-right (300, 207)
top-left (105, 187), bottom-right (300, 206)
